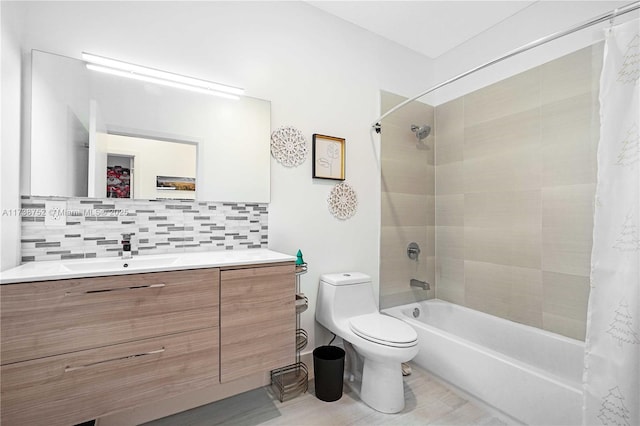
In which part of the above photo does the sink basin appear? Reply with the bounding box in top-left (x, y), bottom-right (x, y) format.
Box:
top-left (62, 256), bottom-right (179, 272)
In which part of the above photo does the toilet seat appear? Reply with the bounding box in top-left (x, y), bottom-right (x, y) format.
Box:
top-left (349, 314), bottom-right (418, 348)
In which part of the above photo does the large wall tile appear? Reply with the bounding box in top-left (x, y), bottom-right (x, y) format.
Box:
top-left (509, 273), bottom-right (543, 328)
top-left (381, 122), bottom-right (433, 163)
top-left (464, 68), bottom-right (540, 126)
top-left (382, 192), bottom-right (429, 227)
top-left (541, 45), bottom-right (594, 104)
top-left (383, 45), bottom-right (600, 336)
top-left (465, 260), bottom-right (542, 327)
top-left (382, 157), bottom-right (433, 196)
top-left (436, 256), bottom-right (465, 305)
top-left (465, 226), bottom-right (541, 269)
top-left (428, 43), bottom-right (600, 340)
top-left (542, 271), bottom-right (590, 323)
top-left (464, 260), bottom-right (512, 319)
top-left (381, 255), bottom-right (435, 292)
top-left (426, 226), bottom-right (436, 257)
top-left (435, 194), bottom-right (464, 227)
top-left (436, 226), bottom-right (464, 260)
top-left (590, 42), bottom-right (604, 93)
top-left (464, 190), bottom-right (540, 229)
top-left (380, 91), bottom-right (436, 308)
top-left (435, 97), bottom-right (464, 166)
top-left (380, 285), bottom-right (435, 310)
top-left (380, 225), bottom-right (430, 263)
top-left (464, 145), bottom-right (541, 193)
top-left (381, 91), bottom-right (435, 167)
top-left (541, 93), bottom-right (597, 187)
top-left (542, 184), bottom-right (595, 276)
top-left (426, 196), bottom-right (436, 227)
top-left (464, 109), bottom-right (541, 193)
top-left (435, 161), bottom-right (464, 195)
top-left (543, 312), bottom-right (586, 341)
top-left (380, 225), bottom-right (431, 306)
top-left (464, 108), bottom-right (540, 161)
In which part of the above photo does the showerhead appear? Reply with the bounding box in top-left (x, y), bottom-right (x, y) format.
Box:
top-left (411, 124), bottom-right (431, 141)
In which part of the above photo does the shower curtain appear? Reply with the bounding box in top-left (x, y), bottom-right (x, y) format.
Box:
top-left (583, 18), bottom-right (640, 426)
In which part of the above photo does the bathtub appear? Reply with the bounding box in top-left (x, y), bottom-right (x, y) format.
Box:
top-left (382, 299), bottom-right (584, 426)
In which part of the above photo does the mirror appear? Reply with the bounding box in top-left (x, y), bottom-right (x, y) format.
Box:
top-left (27, 50), bottom-right (271, 202)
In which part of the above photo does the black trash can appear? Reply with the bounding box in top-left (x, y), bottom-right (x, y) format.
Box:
top-left (313, 345), bottom-right (345, 402)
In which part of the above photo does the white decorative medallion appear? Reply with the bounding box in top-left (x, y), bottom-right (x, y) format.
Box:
top-left (270, 126), bottom-right (307, 167)
top-left (328, 182), bottom-right (357, 220)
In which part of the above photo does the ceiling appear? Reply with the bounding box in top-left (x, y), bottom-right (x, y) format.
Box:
top-left (307, 1), bottom-right (538, 59)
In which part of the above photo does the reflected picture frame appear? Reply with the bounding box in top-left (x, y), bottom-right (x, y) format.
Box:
top-left (156, 175), bottom-right (196, 191)
top-left (312, 134), bottom-right (345, 180)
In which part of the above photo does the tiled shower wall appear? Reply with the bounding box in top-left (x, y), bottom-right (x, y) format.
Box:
top-left (434, 43), bottom-right (603, 340)
top-left (20, 196), bottom-right (268, 262)
top-left (379, 91), bottom-right (436, 309)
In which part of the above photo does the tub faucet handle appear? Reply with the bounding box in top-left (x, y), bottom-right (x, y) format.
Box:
top-left (407, 242), bottom-right (421, 260)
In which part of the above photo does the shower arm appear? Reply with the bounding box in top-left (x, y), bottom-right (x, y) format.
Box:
top-left (371, 1), bottom-right (640, 133)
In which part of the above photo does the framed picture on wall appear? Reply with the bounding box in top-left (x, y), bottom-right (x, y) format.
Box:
top-left (312, 134), bottom-right (345, 180)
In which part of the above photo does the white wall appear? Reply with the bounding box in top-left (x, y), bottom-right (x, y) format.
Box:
top-left (0, 1), bottom-right (435, 350)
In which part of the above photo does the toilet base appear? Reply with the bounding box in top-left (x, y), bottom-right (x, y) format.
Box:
top-left (360, 358), bottom-right (405, 413)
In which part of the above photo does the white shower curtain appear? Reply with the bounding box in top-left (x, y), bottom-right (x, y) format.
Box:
top-left (583, 18), bottom-right (640, 426)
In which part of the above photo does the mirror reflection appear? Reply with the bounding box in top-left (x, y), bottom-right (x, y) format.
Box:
top-left (28, 50), bottom-right (271, 202)
top-left (104, 134), bottom-right (197, 200)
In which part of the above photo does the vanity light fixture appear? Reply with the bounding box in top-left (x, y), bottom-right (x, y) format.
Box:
top-left (82, 52), bottom-right (244, 100)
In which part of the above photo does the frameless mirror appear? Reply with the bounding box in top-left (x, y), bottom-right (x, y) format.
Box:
top-left (27, 50), bottom-right (271, 202)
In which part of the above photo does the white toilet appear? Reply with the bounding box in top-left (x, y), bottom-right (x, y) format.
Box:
top-left (316, 272), bottom-right (419, 413)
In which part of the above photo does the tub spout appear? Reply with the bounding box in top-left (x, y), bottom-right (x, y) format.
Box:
top-left (410, 279), bottom-right (430, 290)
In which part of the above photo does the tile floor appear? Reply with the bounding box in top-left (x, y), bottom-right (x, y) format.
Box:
top-left (145, 362), bottom-right (518, 426)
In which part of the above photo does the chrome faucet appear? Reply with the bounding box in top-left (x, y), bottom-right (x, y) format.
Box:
top-left (121, 233), bottom-right (134, 259)
top-left (410, 278), bottom-right (430, 290)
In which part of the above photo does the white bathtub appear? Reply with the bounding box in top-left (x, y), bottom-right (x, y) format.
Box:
top-left (383, 299), bottom-right (584, 425)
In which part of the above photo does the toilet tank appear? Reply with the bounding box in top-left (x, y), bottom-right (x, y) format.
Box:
top-left (316, 272), bottom-right (378, 330)
top-left (320, 272), bottom-right (371, 286)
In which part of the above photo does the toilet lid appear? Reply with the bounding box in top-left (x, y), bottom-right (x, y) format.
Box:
top-left (349, 314), bottom-right (418, 348)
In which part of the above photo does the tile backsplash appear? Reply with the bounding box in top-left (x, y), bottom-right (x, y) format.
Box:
top-left (20, 196), bottom-right (268, 263)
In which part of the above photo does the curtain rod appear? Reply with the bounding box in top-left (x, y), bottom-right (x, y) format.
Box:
top-left (372, 1), bottom-right (640, 133)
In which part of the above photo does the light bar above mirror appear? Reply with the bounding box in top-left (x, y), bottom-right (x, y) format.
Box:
top-left (82, 52), bottom-right (244, 100)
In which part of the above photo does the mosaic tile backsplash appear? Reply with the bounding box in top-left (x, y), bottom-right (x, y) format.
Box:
top-left (20, 196), bottom-right (268, 263)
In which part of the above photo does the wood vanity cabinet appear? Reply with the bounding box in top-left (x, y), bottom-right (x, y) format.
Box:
top-left (219, 263), bottom-right (296, 383)
top-left (0, 268), bottom-right (220, 426)
top-left (0, 261), bottom-right (297, 426)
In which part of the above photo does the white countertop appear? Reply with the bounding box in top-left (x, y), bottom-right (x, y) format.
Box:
top-left (0, 249), bottom-right (296, 284)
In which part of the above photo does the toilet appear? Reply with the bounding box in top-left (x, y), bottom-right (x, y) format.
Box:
top-left (316, 272), bottom-right (419, 413)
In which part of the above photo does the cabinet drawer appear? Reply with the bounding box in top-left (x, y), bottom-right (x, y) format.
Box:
top-left (220, 263), bottom-right (295, 382)
top-left (1, 268), bottom-right (219, 364)
top-left (0, 327), bottom-right (218, 426)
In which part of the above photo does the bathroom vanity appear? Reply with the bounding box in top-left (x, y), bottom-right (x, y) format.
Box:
top-left (0, 250), bottom-right (296, 426)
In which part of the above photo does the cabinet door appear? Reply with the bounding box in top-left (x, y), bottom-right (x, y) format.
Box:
top-left (0, 328), bottom-right (218, 426)
top-left (1, 268), bottom-right (219, 364)
top-left (220, 263), bottom-right (295, 382)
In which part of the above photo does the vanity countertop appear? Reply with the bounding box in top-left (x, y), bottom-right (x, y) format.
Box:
top-left (0, 249), bottom-right (296, 284)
